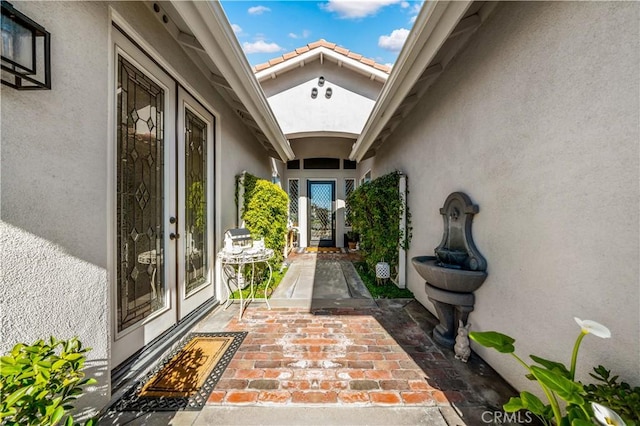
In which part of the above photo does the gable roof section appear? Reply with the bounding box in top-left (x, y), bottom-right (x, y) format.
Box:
top-left (254, 39), bottom-right (390, 83)
top-left (350, 1), bottom-right (497, 161)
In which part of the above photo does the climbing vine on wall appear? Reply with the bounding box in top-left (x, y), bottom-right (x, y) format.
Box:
top-left (235, 171), bottom-right (260, 222)
top-left (347, 170), bottom-right (412, 275)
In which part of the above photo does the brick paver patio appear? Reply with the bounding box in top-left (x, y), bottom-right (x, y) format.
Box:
top-left (199, 300), bottom-right (508, 411)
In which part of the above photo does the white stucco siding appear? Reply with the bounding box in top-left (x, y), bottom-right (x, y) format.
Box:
top-left (0, 1), bottom-right (111, 416)
top-left (1, 0), bottom-right (273, 416)
top-left (373, 1), bottom-right (640, 391)
top-left (262, 61), bottom-right (381, 137)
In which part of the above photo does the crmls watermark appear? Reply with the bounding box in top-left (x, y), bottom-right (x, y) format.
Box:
top-left (481, 410), bottom-right (535, 424)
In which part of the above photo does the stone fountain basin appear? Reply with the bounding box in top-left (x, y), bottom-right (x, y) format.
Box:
top-left (411, 256), bottom-right (487, 293)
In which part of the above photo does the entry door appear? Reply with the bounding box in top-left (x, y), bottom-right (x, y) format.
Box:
top-left (177, 89), bottom-right (215, 319)
top-left (308, 181), bottom-right (335, 247)
top-left (112, 31), bottom-right (214, 367)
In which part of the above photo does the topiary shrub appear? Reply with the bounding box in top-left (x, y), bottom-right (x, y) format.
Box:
top-left (347, 171), bottom-right (411, 278)
top-left (242, 179), bottom-right (289, 265)
top-left (0, 337), bottom-right (96, 426)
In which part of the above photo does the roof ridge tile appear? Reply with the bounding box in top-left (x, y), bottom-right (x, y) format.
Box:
top-left (252, 39), bottom-right (391, 75)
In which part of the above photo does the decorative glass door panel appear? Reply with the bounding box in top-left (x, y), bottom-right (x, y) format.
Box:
top-left (177, 89), bottom-right (215, 319)
top-left (113, 30), bottom-right (215, 367)
top-left (184, 110), bottom-right (207, 295)
top-left (308, 181), bottom-right (335, 247)
top-left (116, 56), bottom-right (166, 332)
top-left (113, 30), bottom-right (177, 368)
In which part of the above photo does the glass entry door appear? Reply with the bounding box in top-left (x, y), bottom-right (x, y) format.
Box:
top-left (113, 30), bottom-right (214, 367)
top-left (308, 181), bottom-right (335, 247)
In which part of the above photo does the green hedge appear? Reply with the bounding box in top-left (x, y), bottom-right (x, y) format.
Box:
top-left (347, 171), bottom-right (411, 276)
top-left (242, 178), bottom-right (289, 265)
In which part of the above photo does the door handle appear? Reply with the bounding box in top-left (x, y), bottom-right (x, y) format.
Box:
top-left (169, 216), bottom-right (177, 224)
top-left (169, 233), bottom-right (180, 240)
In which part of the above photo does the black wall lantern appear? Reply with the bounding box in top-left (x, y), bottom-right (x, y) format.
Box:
top-left (1, 1), bottom-right (51, 89)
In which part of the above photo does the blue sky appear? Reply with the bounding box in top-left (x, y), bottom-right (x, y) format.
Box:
top-left (219, 0), bottom-right (424, 67)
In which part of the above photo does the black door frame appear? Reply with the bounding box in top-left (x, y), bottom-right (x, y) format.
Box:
top-left (307, 180), bottom-right (335, 247)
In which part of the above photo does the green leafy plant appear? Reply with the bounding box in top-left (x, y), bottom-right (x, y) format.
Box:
top-left (0, 337), bottom-right (96, 426)
top-left (242, 179), bottom-right (289, 265)
top-left (353, 261), bottom-right (413, 299)
top-left (187, 181), bottom-right (206, 232)
top-left (583, 366), bottom-right (639, 425)
top-left (346, 231), bottom-right (359, 243)
top-left (347, 171), bottom-right (411, 278)
top-left (235, 171), bottom-right (259, 223)
top-left (470, 318), bottom-right (626, 426)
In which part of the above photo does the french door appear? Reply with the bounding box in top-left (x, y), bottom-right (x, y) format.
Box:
top-left (112, 30), bottom-right (214, 367)
top-left (308, 181), bottom-right (335, 247)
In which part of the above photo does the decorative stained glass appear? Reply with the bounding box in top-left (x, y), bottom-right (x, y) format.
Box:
top-left (344, 178), bottom-right (355, 227)
top-left (117, 55), bottom-right (165, 332)
top-left (288, 179), bottom-right (299, 227)
top-left (185, 109), bottom-right (208, 295)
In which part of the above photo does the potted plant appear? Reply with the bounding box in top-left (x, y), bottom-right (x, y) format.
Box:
top-left (346, 231), bottom-right (359, 250)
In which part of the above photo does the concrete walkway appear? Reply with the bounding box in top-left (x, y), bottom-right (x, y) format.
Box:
top-left (101, 251), bottom-right (519, 425)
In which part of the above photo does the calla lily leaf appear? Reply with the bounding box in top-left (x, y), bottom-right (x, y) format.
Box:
top-left (520, 391), bottom-right (546, 416)
top-left (530, 355), bottom-right (570, 378)
top-left (531, 366), bottom-right (584, 405)
top-left (469, 331), bottom-right (515, 353)
top-left (503, 396), bottom-right (525, 412)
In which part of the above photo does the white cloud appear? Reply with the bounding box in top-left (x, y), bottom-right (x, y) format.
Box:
top-left (400, 1), bottom-right (409, 8)
top-left (242, 40), bottom-right (283, 54)
top-left (248, 5), bottom-right (271, 15)
top-left (231, 24), bottom-right (242, 34)
top-left (410, 15), bottom-right (417, 24)
top-left (321, 0), bottom-right (402, 19)
top-left (378, 28), bottom-right (409, 52)
top-left (288, 30), bottom-right (311, 39)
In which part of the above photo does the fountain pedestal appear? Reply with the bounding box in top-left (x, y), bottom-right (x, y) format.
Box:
top-left (426, 283), bottom-right (475, 347)
top-left (411, 192), bottom-right (488, 349)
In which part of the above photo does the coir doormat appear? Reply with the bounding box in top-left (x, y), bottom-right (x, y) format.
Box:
top-left (304, 247), bottom-right (343, 253)
top-left (112, 331), bottom-right (246, 411)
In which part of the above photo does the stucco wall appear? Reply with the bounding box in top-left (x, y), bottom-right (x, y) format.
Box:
top-left (1, 0), bottom-right (272, 416)
top-left (0, 1), bottom-right (111, 416)
top-left (373, 1), bottom-right (640, 391)
top-left (261, 61), bottom-right (382, 137)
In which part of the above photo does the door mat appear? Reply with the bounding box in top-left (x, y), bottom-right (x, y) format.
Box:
top-left (112, 332), bottom-right (246, 412)
top-left (304, 247), bottom-right (343, 253)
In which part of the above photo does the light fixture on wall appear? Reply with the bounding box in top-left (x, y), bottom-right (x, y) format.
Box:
top-left (318, 76), bottom-right (325, 86)
top-left (1, 1), bottom-right (51, 90)
top-left (311, 87), bottom-right (318, 98)
top-left (325, 87), bottom-right (333, 99)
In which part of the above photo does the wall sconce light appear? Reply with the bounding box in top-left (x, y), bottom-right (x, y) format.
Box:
top-left (1, 1), bottom-right (51, 90)
top-left (325, 87), bottom-right (333, 99)
top-left (318, 76), bottom-right (325, 86)
top-left (311, 87), bottom-right (318, 98)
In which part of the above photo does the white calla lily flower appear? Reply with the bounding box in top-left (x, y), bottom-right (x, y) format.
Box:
top-left (592, 402), bottom-right (626, 426)
top-left (574, 317), bottom-right (611, 338)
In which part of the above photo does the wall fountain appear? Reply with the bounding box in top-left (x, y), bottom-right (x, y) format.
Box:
top-left (411, 192), bottom-right (487, 348)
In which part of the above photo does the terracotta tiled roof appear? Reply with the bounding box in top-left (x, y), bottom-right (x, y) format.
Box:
top-left (253, 39), bottom-right (392, 74)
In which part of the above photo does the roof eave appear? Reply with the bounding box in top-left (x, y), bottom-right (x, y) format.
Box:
top-left (349, 1), bottom-right (474, 162)
top-left (255, 47), bottom-right (389, 83)
top-left (170, 0), bottom-right (294, 161)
